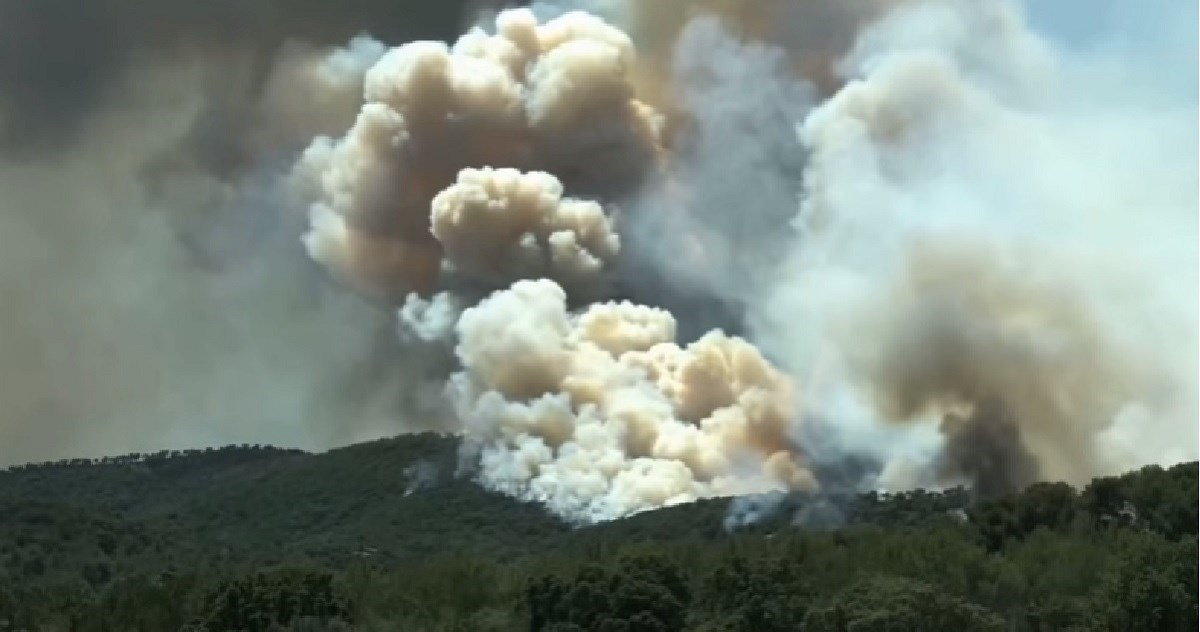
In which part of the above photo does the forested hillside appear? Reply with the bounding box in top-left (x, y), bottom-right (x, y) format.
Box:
top-left (1, 435), bottom-right (1195, 631)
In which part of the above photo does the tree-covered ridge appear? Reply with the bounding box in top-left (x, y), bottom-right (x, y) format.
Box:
top-left (0, 435), bottom-right (1194, 631)
top-left (1, 435), bottom-right (570, 578)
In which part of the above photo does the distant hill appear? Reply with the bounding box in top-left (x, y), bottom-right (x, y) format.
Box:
top-left (0, 435), bottom-right (572, 579)
top-left (0, 435), bottom-right (1195, 631)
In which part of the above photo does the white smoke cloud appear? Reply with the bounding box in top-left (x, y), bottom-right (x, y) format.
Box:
top-left (6, 0), bottom-right (1133, 518)
top-left (432, 167), bottom-right (620, 291)
top-left (724, 491), bottom-right (788, 531)
top-left (293, 8), bottom-right (663, 300)
top-left (449, 279), bottom-right (816, 522)
top-left (277, 1), bottom-right (1196, 522)
top-left (752, 0), bottom-right (1198, 491)
top-left (403, 459), bottom-right (443, 495)
top-left (620, 15), bottom-right (813, 309)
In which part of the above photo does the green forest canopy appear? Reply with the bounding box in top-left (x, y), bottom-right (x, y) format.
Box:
top-left (1, 434), bottom-right (1195, 631)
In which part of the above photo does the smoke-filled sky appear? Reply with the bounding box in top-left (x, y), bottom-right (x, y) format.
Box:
top-left (0, 0), bottom-right (483, 464)
top-left (0, 1), bottom-right (494, 153)
top-left (1, 0), bottom-right (1195, 525)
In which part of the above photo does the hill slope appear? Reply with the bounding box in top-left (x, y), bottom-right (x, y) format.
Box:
top-left (0, 435), bottom-right (1195, 631)
top-left (0, 435), bottom-right (576, 580)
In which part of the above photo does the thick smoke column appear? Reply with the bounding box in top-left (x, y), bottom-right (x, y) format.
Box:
top-left (431, 168), bottom-right (621, 291)
top-left (293, 9), bottom-right (663, 299)
top-left (291, 9), bottom-right (824, 522)
top-left (535, 0), bottom-right (898, 318)
top-left (754, 0), bottom-right (1198, 492)
top-left (292, 0), bottom-right (1196, 522)
top-left (6, 0), bottom-right (1188, 526)
top-left (531, 0), bottom-right (897, 100)
top-left (450, 279), bottom-right (814, 521)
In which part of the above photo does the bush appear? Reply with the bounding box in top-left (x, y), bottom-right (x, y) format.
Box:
top-left (186, 567), bottom-right (352, 632)
top-left (528, 554), bottom-right (689, 632)
top-left (804, 575), bottom-right (1005, 632)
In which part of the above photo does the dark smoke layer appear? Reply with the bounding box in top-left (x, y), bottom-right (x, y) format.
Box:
top-left (0, 0), bottom-right (477, 155)
top-left (0, 0), bottom-right (486, 465)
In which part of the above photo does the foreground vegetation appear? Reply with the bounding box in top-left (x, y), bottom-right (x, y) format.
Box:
top-left (0, 435), bottom-right (1195, 631)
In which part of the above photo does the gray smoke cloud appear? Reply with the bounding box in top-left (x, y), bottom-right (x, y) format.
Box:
top-left (403, 459), bottom-right (444, 495)
top-left (0, 1), bottom-right (480, 466)
top-left (617, 15), bottom-right (813, 336)
top-left (4, 0), bottom-right (1193, 531)
top-left (753, 0), bottom-right (1198, 492)
top-left (279, 0), bottom-right (1196, 524)
top-left (287, 8), bottom-right (835, 522)
top-left (0, 1), bottom-right (481, 155)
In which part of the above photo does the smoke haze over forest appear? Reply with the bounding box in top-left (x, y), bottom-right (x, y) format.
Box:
top-left (0, 0), bottom-right (1194, 524)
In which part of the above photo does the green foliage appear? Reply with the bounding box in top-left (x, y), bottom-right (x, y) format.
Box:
top-left (1081, 463), bottom-right (1198, 539)
top-left (971, 481), bottom-right (1079, 551)
top-left (1092, 534), bottom-right (1198, 632)
top-left (691, 556), bottom-right (812, 631)
top-left (0, 437), bottom-right (1194, 630)
top-left (0, 435), bottom-right (568, 582)
top-left (529, 554), bottom-right (690, 632)
top-left (68, 573), bottom-right (201, 632)
top-left (804, 575), bottom-right (1006, 632)
top-left (186, 567), bottom-right (352, 632)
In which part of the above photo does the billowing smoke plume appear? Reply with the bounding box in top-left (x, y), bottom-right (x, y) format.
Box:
top-left (537, 0), bottom-right (897, 322)
top-left (532, 0), bottom-right (896, 100)
top-left (293, 8), bottom-right (663, 299)
top-left (752, 0), bottom-right (1198, 493)
top-left (450, 279), bottom-right (814, 520)
top-left (287, 0), bottom-right (1195, 522)
top-left (6, 0), bottom-right (1194, 527)
top-left (288, 7), bottom-right (839, 522)
top-left (432, 168), bottom-right (621, 291)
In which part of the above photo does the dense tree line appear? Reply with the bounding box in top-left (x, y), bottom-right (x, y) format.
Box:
top-left (2, 445), bottom-right (309, 474)
top-left (0, 437), bottom-right (1194, 631)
